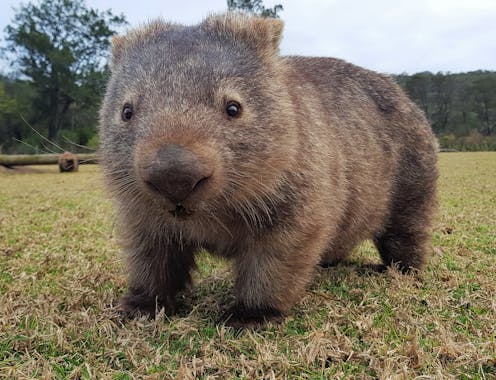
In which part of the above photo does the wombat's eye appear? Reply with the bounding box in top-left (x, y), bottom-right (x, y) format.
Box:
top-left (226, 101), bottom-right (241, 117)
top-left (122, 104), bottom-right (133, 121)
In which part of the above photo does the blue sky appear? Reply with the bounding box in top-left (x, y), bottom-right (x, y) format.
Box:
top-left (1, 0), bottom-right (495, 74)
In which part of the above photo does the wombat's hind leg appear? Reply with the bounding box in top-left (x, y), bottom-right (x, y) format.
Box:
top-left (374, 193), bottom-right (435, 273)
top-left (373, 228), bottom-right (428, 273)
top-left (375, 149), bottom-right (437, 273)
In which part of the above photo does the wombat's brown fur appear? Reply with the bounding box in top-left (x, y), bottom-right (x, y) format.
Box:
top-left (58, 151), bottom-right (79, 172)
top-left (99, 13), bottom-right (437, 327)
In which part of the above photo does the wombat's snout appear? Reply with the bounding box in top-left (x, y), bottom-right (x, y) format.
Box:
top-left (143, 144), bottom-right (210, 204)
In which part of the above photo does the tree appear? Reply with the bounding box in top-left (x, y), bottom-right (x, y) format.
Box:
top-left (472, 73), bottom-right (496, 136)
top-left (0, 80), bottom-right (19, 151)
top-left (3, 0), bottom-right (126, 140)
top-left (404, 72), bottom-right (431, 117)
top-left (431, 72), bottom-right (454, 134)
top-left (227, 0), bottom-right (283, 18)
top-left (0, 76), bottom-right (37, 153)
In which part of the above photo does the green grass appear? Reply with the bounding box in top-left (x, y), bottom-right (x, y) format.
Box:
top-left (0, 152), bottom-right (495, 379)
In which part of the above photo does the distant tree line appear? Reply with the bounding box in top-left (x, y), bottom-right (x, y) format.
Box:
top-left (395, 71), bottom-right (496, 151)
top-left (0, 0), bottom-right (495, 153)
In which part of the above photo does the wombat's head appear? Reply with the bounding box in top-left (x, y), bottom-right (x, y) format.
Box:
top-left (99, 13), bottom-right (297, 225)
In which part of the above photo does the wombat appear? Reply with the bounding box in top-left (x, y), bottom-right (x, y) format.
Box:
top-left (58, 151), bottom-right (79, 172)
top-left (99, 13), bottom-right (437, 327)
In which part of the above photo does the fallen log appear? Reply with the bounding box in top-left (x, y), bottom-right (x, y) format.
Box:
top-left (0, 153), bottom-right (99, 167)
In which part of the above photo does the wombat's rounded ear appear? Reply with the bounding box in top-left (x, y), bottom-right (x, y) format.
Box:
top-left (110, 35), bottom-right (125, 69)
top-left (202, 13), bottom-right (284, 58)
top-left (109, 21), bottom-right (179, 70)
top-left (261, 17), bottom-right (284, 53)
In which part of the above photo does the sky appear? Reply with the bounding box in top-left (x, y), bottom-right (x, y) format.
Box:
top-left (1, 0), bottom-right (495, 74)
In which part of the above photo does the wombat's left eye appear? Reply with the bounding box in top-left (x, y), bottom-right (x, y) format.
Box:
top-left (226, 101), bottom-right (241, 117)
top-left (122, 104), bottom-right (133, 121)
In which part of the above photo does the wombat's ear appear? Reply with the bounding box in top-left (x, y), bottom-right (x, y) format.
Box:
top-left (110, 21), bottom-right (179, 69)
top-left (110, 35), bottom-right (125, 69)
top-left (202, 13), bottom-right (284, 58)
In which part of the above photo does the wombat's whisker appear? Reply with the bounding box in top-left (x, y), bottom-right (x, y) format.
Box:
top-left (39, 141), bottom-right (60, 154)
top-left (20, 114), bottom-right (65, 153)
top-left (62, 135), bottom-right (97, 151)
top-left (224, 176), bottom-right (281, 229)
top-left (12, 138), bottom-right (52, 154)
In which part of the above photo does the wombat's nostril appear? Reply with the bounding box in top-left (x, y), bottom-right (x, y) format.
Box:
top-left (192, 176), bottom-right (210, 192)
top-left (144, 144), bottom-right (210, 204)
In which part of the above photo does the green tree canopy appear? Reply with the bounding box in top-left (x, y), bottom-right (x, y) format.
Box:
top-left (227, 0), bottom-right (283, 18)
top-left (3, 0), bottom-right (126, 140)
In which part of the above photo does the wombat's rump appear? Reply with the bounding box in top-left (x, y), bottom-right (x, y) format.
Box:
top-left (99, 13), bottom-right (437, 326)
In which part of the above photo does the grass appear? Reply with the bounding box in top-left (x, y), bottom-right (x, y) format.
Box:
top-left (0, 152), bottom-right (495, 379)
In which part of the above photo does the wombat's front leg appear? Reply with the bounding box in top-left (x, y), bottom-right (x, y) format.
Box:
top-left (117, 232), bottom-right (196, 317)
top-left (226, 236), bottom-right (324, 328)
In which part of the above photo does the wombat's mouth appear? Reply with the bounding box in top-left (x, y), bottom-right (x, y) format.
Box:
top-left (169, 203), bottom-right (192, 218)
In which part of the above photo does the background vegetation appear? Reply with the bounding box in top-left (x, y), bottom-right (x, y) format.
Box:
top-left (0, 0), bottom-right (125, 154)
top-left (0, 0), bottom-right (495, 153)
top-left (396, 71), bottom-right (496, 151)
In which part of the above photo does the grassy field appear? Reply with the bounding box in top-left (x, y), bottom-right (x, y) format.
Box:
top-left (0, 152), bottom-right (495, 379)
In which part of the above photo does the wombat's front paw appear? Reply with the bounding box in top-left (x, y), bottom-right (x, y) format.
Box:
top-left (115, 291), bottom-right (162, 318)
top-left (357, 263), bottom-right (388, 274)
top-left (223, 304), bottom-right (284, 329)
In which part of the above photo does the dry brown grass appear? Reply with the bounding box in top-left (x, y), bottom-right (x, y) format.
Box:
top-left (0, 152), bottom-right (495, 379)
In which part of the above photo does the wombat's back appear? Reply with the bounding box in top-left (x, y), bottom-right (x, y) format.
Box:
top-left (285, 56), bottom-right (431, 135)
top-left (280, 56), bottom-right (437, 266)
top-left (283, 55), bottom-right (436, 181)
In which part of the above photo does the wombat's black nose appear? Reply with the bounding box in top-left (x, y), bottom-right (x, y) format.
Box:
top-left (145, 144), bottom-right (209, 204)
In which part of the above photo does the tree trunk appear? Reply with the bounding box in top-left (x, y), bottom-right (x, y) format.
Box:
top-left (48, 87), bottom-right (59, 141)
top-left (0, 153), bottom-right (98, 166)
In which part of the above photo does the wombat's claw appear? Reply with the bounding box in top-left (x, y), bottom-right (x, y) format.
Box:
top-left (115, 292), bottom-right (161, 318)
top-left (357, 263), bottom-right (388, 274)
top-left (222, 304), bottom-right (284, 329)
top-left (319, 260), bottom-right (340, 269)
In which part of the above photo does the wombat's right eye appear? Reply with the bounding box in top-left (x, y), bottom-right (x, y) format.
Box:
top-left (122, 104), bottom-right (133, 121)
top-left (226, 101), bottom-right (241, 118)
